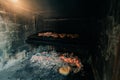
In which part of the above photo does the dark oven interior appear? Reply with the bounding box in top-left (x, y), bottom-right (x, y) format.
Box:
top-left (0, 0), bottom-right (120, 80)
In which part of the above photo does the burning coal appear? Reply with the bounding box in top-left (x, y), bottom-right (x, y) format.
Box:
top-left (38, 32), bottom-right (79, 38)
top-left (59, 66), bottom-right (71, 76)
top-left (12, 45), bottom-right (83, 80)
top-left (60, 53), bottom-right (83, 73)
top-left (30, 46), bottom-right (83, 76)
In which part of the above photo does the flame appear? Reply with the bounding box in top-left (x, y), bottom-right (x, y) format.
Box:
top-left (59, 53), bottom-right (83, 73)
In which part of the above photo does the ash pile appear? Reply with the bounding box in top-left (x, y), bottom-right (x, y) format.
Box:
top-left (13, 45), bottom-right (83, 80)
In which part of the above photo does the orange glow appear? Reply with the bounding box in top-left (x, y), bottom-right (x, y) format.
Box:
top-left (59, 66), bottom-right (71, 76)
top-left (59, 53), bottom-right (83, 73)
top-left (38, 32), bottom-right (79, 38)
top-left (0, 0), bottom-right (35, 16)
top-left (10, 0), bottom-right (18, 3)
top-left (60, 54), bottom-right (81, 68)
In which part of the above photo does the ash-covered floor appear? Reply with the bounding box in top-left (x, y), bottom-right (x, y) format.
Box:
top-left (0, 46), bottom-right (94, 80)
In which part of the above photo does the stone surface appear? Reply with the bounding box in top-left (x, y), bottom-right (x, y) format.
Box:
top-left (0, 13), bottom-right (37, 62)
top-left (0, 23), bottom-right (6, 32)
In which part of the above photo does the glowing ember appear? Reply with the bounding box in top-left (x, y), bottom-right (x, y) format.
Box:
top-left (59, 66), bottom-right (71, 76)
top-left (38, 32), bottom-right (79, 38)
top-left (60, 53), bottom-right (83, 73)
top-left (30, 51), bottom-right (83, 76)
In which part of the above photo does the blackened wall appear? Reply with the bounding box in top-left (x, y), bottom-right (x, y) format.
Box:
top-left (91, 0), bottom-right (120, 80)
